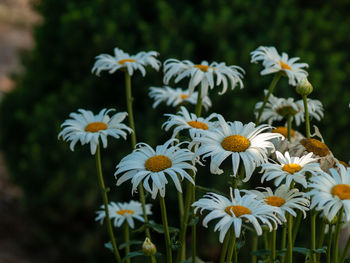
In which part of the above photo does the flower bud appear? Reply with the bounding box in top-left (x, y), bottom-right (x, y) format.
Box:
top-left (142, 237), bottom-right (157, 256)
top-left (296, 78), bottom-right (313, 96)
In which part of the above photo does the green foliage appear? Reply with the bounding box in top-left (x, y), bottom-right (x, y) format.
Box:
top-left (1, 0), bottom-right (350, 262)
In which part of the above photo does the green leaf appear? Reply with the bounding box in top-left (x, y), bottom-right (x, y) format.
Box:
top-left (292, 247), bottom-right (310, 255)
top-left (188, 216), bottom-right (199, 227)
top-left (344, 258), bottom-right (350, 263)
top-left (149, 220), bottom-right (179, 234)
top-left (122, 251), bottom-right (144, 262)
top-left (104, 242), bottom-right (113, 252)
top-left (118, 240), bottom-right (143, 250)
top-left (236, 240), bottom-right (245, 249)
top-left (313, 246), bottom-right (327, 254)
top-left (252, 249), bottom-right (272, 257)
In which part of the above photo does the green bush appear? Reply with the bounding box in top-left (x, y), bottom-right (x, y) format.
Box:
top-left (1, 0), bottom-right (350, 262)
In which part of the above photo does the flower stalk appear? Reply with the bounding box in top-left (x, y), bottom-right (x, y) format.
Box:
top-left (255, 73), bottom-right (281, 124)
top-left (302, 95), bottom-right (311, 138)
top-left (95, 144), bottom-right (122, 263)
top-left (226, 227), bottom-right (237, 263)
top-left (333, 207), bottom-right (344, 263)
top-left (159, 196), bottom-right (173, 263)
top-left (310, 210), bottom-right (317, 263)
top-left (124, 222), bottom-right (130, 263)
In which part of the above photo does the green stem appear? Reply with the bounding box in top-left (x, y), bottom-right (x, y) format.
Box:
top-left (287, 213), bottom-right (293, 263)
top-left (251, 235), bottom-right (258, 263)
top-left (177, 183), bottom-right (185, 226)
top-left (264, 231), bottom-right (270, 251)
top-left (327, 224), bottom-right (334, 263)
top-left (292, 211), bottom-right (302, 245)
top-left (159, 196), bottom-right (173, 263)
top-left (124, 71), bottom-right (156, 263)
top-left (333, 207), bottom-right (344, 263)
top-left (286, 114), bottom-right (292, 142)
top-left (219, 232), bottom-right (231, 263)
top-left (310, 210), bottom-right (317, 263)
top-left (226, 227), bottom-right (237, 263)
top-left (316, 220), bottom-right (326, 262)
top-left (281, 225), bottom-right (287, 263)
top-left (255, 73), bottom-right (282, 125)
top-left (124, 71), bottom-right (137, 147)
top-left (340, 231), bottom-right (350, 263)
top-left (178, 180), bottom-right (193, 261)
top-left (124, 222), bottom-right (130, 263)
top-left (302, 95), bottom-right (311, 138)
top-left (271, 229), bottom-right (277, 262)
top-left (195, 85), bottom-right (203, 117)
top-left (95, 144), bottom-right (122, 263)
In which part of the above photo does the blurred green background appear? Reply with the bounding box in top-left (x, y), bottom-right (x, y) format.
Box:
top-left (1, 0), bottom-right (350, 262)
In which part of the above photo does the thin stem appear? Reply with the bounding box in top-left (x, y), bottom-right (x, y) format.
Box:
top-left (177, 181), bottom-right (185, 226)
top-left (219, 232), bottom-right (231, 263)
top-left (310, 210), bottom-right (317, 263)
top-left (327, 224), bottom-right (334, 263)
top-left (124, 222), bottom-right (130, 263)
top-left (124, 71), bottom-right (137, 147)
top-left (159, 196), bottom-right (173, 263)
top-left (251, 235), bottom-right (258, 263)
top-left (333, 207), bottom-right (344, 263)
top-left (302, 95), bottom-right (311, 138)
top-left (287, 213), bottom-right (293, 263)
top-left (292, 211), bottom-right (302, 245)
top-left (340, 232), bottom-right (350, 263)
top-left (226, 227), bottom-right (237, 263)
top-left (280, 225), bottom-right (287, 263)
top-left (95, 144), bottom-right (122, 263)
top-left (271, 229), bottom-right (277, 262)
top-left (177, 179), bottom-right (193, 261)
top-left (316, 220), bottom-right (326, 262)
top-left (264, 231), bottom-right (270, 251)
top-left (286, 114), bottom-right (292, 141)
top-left (255, 73), bottom-right (282, 125)
top-left (195, 85), bottom-right (203, 117)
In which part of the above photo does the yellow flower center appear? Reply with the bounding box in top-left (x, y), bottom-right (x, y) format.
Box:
top-left (264, 196), bottom-right (286, 207)
top-left (145, 155), bottom-right (172, 172)
top-left (187, 121), bottom-right (209, 130)
top-left (300, 138), bottom-right (330, 157)
top-left (225, 205), bottom-right (252, 217)
top-left (282, 163), bottom-right (302, 174)
top-left (181, 94), bottom-right (189, 100)
top-left (272, 126), bottom-right (295, 138)
top-left (221, 135), bottom-right (250, 152)
top-left (117, 209), bottom-right (135, 216)
top-left (332, 184), bottom-right (350, 200)
top-left (194, 64), bottom-right (214, 72)
top-left (119, 59), bottom-right (136, 64)
top-left (85, 122), bottom-right (107, 133)
top-left (280, 60), bottom-right (292, 70)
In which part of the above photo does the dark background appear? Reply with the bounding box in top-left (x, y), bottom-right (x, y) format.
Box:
top-left (1, 0), bottom-right (350, 262)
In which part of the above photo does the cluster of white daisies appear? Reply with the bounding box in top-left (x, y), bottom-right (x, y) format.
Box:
top-left (58, 45), bottom-right (349, 260)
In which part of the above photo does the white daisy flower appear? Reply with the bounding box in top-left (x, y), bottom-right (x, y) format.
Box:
top-left (247, 185), bottom-right (310, 222)
top-left (163, 59), bottom-right (244, 98)
top-left (250, 46), bottom-right (308, 86)
top-left (194, 115), bottom-right (283, 182)
top-left (295, 98), bottom-right (324, 123)
top-left (261, 151), bottom-right (322, 188)
top-left (255, 92), bottom-right (323, 126)
top-left (58, 108), bottom-right (132, 155)
top-left (92, 47), bottom-right (161, 76)
top-left (95, 200), bottom-right (151, 228)
top-left (162, 106), bottom-right (218, 139)
top-left (115, 138), bottom-right (196, 199)
top-left (192, 188), bottom-right (279, 242)
top-left (148, 86), bottom-right (212, 110)
top-left (308, 165), bottom-right (350, 222)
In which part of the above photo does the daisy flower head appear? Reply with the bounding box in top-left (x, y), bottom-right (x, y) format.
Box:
top-left (163, 59), bottom-right (244, 98)
top-left (261, 151), bottom-right (322, 188)
top-left (192, 188), bottom-right (279, 242)
top-left (58, 108), bottom-right (132, 155)
top-left (95, 200), bottom-right (151, 228)
top-left (308, 164), bottom-right (350, 222)
top-left (92, 47), bottom-right (161, 76)
top-left (247, 185), bottom-right (310, 222)
top-left (162, 106), bottom-right (218, 139)
top-left (115, 138), bottom-right (196, 199)
top-left (250, 46), bottom-right (308, 86)
top-left (194, 115), bottom-right (283, 182)
top-left (270, 126), bottom-right (305, 154)
top-left (148, 86), bottom-right (212, 110)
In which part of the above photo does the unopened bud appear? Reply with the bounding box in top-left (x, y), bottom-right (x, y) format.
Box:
top-left (142, 237), bottom-right (157, 256)
top-left (296, 78), bottom-right (313, 96)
